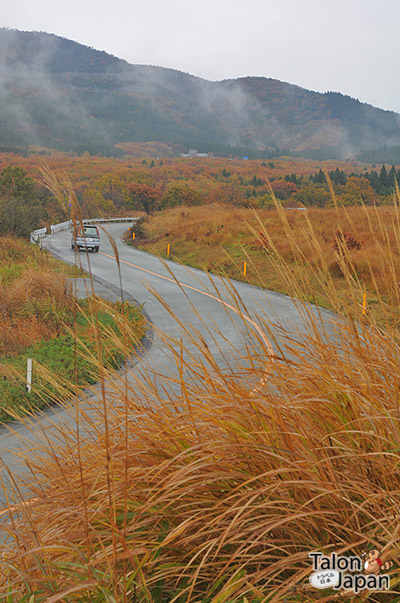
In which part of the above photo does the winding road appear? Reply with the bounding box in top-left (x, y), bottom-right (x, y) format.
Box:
top-left (0, 223), bottom-right (333, 518)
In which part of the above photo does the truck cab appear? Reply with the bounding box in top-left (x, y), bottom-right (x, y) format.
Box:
top-left (71, 224), bottom-right (100, 252)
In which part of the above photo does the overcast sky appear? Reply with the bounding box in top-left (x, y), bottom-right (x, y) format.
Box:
top-left (4, 0), bottom-right (400, 112)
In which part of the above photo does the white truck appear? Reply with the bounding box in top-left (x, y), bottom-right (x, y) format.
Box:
top-left (71, 224), bottom-right (100, 252)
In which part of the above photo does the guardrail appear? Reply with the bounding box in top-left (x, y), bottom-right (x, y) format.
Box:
top-left (50, 220), bottom-right (71, 234)
top-left (30, 227), bottom-right (47, 244)
top-left (31, 217), bottom-right (140, 244)
top-left (83, 217), bottom-right (138, 224)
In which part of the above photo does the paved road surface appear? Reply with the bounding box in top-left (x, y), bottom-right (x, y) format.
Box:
top-left (0, 224), bottom-right (334, 518)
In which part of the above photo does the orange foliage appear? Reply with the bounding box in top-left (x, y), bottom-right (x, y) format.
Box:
top-left (127, 182), bottom-right (163, 214)
top-left (0, 152), bottom-right (389, 223)
top-left (270, 179), bottom-right (298, 199)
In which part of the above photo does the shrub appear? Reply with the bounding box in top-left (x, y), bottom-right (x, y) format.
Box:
top-left (128, 217), bottom-right (147, 239)
top-left (332, 230), bottom-right (364, 252)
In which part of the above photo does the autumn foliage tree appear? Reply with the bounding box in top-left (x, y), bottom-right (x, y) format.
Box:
top-left (338, 176), bottom-right (375, 205)
top-left (127, 182), bottom-right (163, 214)
top-left (161, 182), bottom-right (202, 208)
top-left (270, 179), bottom-right (298, 200)
top-left (295, 183), bottom-right (331, 207)
top-left (0, 166), bottom-right (45, 236)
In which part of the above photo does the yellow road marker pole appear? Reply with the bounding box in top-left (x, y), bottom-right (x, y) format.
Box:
top-left (167, 243), bottom-right (170, 256)
top-left (362, 292), bottom-right (367, 316)
top-left (243, 261), bottom-right (247, 276)
top-left (132, 232), bottom-right (135, 241)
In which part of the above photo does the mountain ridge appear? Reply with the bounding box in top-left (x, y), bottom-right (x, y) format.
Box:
top-left (1, 28), bottom-right (400, 158)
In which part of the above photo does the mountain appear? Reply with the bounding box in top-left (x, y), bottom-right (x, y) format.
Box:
top-left (1, 28), bottom-right (400, 158)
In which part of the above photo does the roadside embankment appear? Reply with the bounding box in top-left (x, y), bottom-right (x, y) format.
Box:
top-left (0, 237), bottom-right (146, 423)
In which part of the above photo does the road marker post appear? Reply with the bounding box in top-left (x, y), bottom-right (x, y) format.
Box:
top-left (167, 243), bottom-right (170, 256)
top-left (362, 292), bottom-right (367, 316)
top-left (132, 232), bottom-right (135, 241)
top-left (26, 358), bottom-right (32, 393)
top-left (243, 261), bottom-right (247, 277)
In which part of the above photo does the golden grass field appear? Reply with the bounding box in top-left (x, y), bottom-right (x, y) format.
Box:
top-left (0, 179), bottom-right (399, 601)
top-left (133, 201), bottom-right (400, 328)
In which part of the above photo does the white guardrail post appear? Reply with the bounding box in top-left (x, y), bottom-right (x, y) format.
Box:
top-left (30, 217), bottom-right (139, 245)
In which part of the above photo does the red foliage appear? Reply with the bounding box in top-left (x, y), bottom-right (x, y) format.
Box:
top-left (127, 183), bottom-right (163, 214)
top-left (332, 231), bottom-right (363, 252)
top-left (270, 180), bottom-right (298, 200)
top-left (253, 231), bottom-right (270, 252)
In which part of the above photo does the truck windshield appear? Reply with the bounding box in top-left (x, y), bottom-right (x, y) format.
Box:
top-left (84, 226), bottom-right (99, 236)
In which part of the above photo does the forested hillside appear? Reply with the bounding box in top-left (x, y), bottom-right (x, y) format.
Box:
top-left (1, 29), bottom-right (400, 158)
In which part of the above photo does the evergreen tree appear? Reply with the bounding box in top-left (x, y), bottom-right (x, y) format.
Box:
top-left (369, 170), bottom-right (379, 192)
top-left (150, 160), bottom-right (155, 168)
top-left (285, 173), bottom-right (298, 184)
top-left (331, 167), bottom-right (346, 185)
top-left (388, 165), bottom-right (396, 187)
top-left (379, 164), bottom-right (388, 187)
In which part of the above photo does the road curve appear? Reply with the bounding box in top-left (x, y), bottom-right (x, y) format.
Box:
top-left (0, 224), bottom-right (333, 514)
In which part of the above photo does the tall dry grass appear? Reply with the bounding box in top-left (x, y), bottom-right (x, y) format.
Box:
top-left (0, 237), bottom-right (74, 353)
top-left (0, 176), bottom-right (399, 601)
top-left (134, 196), bottom-right (400, 328)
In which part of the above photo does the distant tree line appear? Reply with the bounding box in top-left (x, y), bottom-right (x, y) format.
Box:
top-left (308, 164), bottom-right (400, 196)
top-left (2, 158), bottom-right (400, 237)
top-left (237, 164), bottom-right (400, 208)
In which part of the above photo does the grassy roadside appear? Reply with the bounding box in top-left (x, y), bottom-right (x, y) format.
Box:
top-left (126, 202), bottom-right (400, 327)
top-left (0, 297), bottom-right (146, 423)
top-left (0, 236), bottom-right (146, 423)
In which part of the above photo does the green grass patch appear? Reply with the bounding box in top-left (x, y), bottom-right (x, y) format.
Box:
top-left (0, 298), bottom-right (146, 423)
